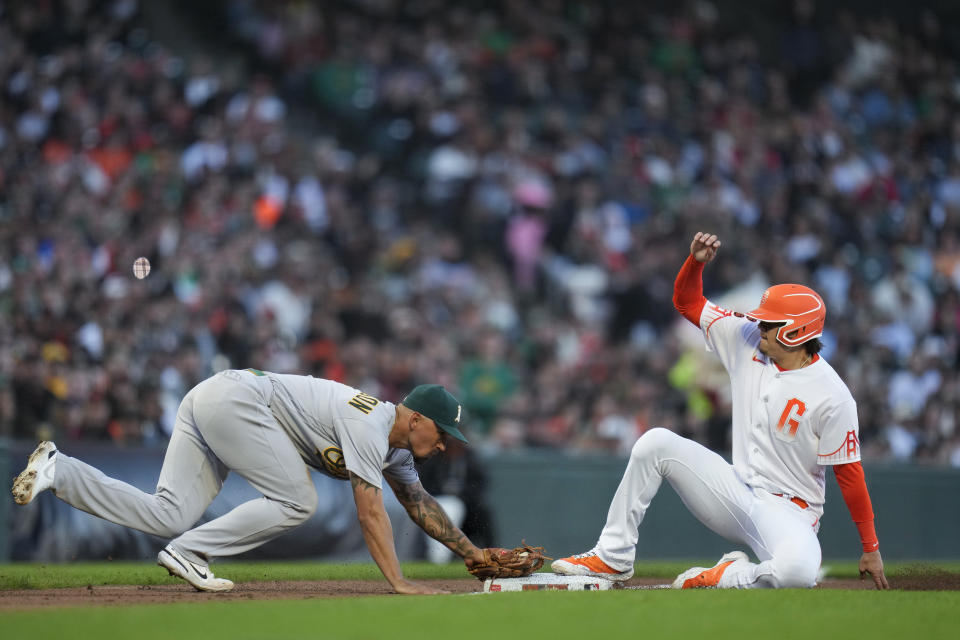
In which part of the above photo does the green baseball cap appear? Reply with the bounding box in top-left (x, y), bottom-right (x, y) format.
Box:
top-left (401, 384), bottom-right (468, 444)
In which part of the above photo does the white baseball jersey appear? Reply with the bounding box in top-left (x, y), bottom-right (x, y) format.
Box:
top-left (262, 372), bottom-right (419, 489)
top-left (699, 301), bottom-right (861, 516)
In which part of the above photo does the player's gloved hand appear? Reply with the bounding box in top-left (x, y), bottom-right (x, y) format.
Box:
top-left (462, 547), bottom-right (486, 569)
top-left (859, 550), bottom-right (889, 590)
top-left (465, 543), bottom-right (548, 580)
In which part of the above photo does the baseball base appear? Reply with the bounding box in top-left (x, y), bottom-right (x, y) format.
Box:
top-left (483, 573), bottom-right (616, 592)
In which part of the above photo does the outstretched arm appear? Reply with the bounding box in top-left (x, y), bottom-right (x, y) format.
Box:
top-left (386, 476), bottom-right (484, 565)
top-left (674, 232), bottom-right (722, 325)
top-left (350, 472), bottom-right (447, 594)
top-left (833, 462), bottom-right (889, 590)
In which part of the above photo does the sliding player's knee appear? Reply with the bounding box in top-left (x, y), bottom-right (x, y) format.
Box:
top-left (769, 552), bottom-right (819, 588)
top-left (630, 428), bottom-right (679, 462)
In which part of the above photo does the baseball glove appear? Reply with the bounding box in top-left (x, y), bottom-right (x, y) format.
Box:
top-left (465, 542), bottom-right (548, 580)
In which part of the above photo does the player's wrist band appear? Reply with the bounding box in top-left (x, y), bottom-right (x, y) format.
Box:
top-left (855, 520), bottom-right (878, 552)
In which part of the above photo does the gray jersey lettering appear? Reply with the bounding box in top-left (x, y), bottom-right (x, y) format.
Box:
top-left (264, 373), bottom-right (417, 488)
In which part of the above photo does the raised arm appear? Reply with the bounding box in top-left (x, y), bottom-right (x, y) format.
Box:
top-left (350, 472), bottom-right (447, 594)
top-left (674, 232), bottom-right (722, 325)
top-left (386, 476), bottom-right (485, 567)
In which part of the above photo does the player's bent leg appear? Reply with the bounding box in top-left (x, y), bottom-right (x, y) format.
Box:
top-left (746, 492), bottom-right (822, 588)
top-left (46, 388), bottom-right (226, 538)
top-left (704, 495), bottom-right (822, 589)
top-left (169, 471), bottom-right (317, 564)
top-left (764, 549), bottom-right (820, 588)
top-left (591, 428), bottom-right (754, 572)
top-left (672, 550), bottom-right (818, 590)
top-left (745, 538), bottom-right (820, 588)
top-left (714, 549), bottom-right (819, 589)
top-left (171, 370), bottom-right (318, 563)
top-left (161, 474), bottom-right (315, 591)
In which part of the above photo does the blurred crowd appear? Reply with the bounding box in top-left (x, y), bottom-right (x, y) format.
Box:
top-left (3, 0), bottom-right (960, 467)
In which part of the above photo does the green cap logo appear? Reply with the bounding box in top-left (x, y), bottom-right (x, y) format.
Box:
top-left (401, 384), bottom-right (468, 444)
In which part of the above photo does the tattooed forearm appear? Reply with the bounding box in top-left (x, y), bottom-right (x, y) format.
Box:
top-left (394, 482), bottom-right (473, 557)
top-left (350, 473), bottom-right (381, 496)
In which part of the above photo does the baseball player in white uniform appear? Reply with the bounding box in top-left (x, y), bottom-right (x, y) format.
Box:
top-left (12, 369), bottom-right (491, 594)
top-left (553, 232), bottom-right (889, 589)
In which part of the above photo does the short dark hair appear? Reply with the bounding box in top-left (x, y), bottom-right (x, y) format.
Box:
top-left (803, 338), bottom-right (822, 355)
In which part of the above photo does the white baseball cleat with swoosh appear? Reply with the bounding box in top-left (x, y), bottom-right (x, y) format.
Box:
top-left (672, 550), bottom-right (750, 589)
top-left (11, 441), bottom-right (58, 505)
top-left (551, 550), bottom-right (634, 581)
top-left (158, 546), bottom-right (234, 592)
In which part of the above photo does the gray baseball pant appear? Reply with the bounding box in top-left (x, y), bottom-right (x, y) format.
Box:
top-left (51, 369), bottom-right (318, 564)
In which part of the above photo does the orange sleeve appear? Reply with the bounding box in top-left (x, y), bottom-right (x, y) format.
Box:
top-left (833, 461), bottom-right (879, 553)
top-left (673, 255), bottom-right (706, 326)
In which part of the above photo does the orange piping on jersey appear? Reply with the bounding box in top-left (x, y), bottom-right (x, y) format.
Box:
top-left (703, 304), bottom-right (733, 339)
top-left (818, 429), bottom-right (860, 459)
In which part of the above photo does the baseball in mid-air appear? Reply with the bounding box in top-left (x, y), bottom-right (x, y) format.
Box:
top-left (133, 257), bottom-right (151, 279)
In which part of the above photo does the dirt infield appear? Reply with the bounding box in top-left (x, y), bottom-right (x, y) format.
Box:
top-left (0, 579), bottom-right (477, 609)
top-left (2, 571), bottom-right (957, 609)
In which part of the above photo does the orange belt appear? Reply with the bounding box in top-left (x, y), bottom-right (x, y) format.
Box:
top-left (773, 493), bottom-right (809, 509)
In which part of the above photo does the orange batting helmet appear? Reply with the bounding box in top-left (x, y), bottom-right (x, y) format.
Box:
top-left (746, 284), bottom-right (825, 347)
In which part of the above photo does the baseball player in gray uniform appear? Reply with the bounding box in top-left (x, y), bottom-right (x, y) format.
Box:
top-left (12, 368), bottom-right (488, 594)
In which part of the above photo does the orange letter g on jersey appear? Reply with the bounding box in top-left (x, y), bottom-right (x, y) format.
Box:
top-left (777, 398), bottom-right (806, 437)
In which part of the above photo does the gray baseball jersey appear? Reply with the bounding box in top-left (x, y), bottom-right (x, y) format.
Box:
top-left (262, 370), bottom-right (419, 488)
top-left (49, 368), bottom-right (419, 566)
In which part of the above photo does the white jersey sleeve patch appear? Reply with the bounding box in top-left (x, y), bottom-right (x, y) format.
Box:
top-left (816, 399), bottom-right (862, 465)
top-left (699, 300), bottom-right (760, 372)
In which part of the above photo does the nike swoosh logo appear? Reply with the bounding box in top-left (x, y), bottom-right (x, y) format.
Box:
top-left (752, 354), bottom-right (766, 364)
top-left (168, 551), bottom-right (207, 579)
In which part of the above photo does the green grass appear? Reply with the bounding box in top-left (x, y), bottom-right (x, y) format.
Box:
top-left (1, 588), bottom-right (957, 640)
top-left (1, 561), bottom-right (958, 640)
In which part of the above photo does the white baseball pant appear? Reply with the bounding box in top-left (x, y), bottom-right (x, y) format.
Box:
top-left (50, 369), bottom-right (318, 565)
top-left (595, 428), bottom-right (821, 588)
